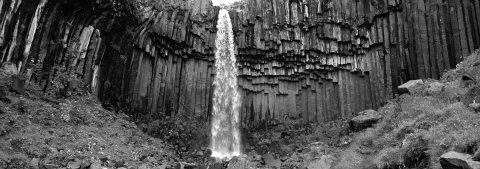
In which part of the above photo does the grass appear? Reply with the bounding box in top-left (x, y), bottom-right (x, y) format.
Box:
top-left (335, 50), bottom-right (480, 169)
top-left (0, 74), bottom-right (174, 168)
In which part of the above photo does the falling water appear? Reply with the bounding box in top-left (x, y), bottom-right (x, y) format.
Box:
top-left (210, 9), bottom-right (241, 160)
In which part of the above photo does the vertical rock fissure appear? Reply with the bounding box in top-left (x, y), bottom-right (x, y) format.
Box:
top-left (210, 9), bottom-right (241, 160)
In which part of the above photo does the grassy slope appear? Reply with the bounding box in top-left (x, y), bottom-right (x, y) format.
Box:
top-left (0, 73), bottom-right (174, 168)
top-left (335, 51), bottom-right (480, 169)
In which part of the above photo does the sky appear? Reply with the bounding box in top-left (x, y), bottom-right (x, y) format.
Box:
top-left (211, 0), bottom-right (240, 6)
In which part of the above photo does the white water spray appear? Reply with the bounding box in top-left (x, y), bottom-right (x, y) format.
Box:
top-left (210, 9), bottom-right (241, 160)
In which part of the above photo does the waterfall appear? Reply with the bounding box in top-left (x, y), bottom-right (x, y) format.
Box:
top-left (210, 9), bottom-right (242, 160)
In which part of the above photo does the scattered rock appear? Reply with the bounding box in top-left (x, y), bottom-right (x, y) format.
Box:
top-left (398, 79), bottom-right (424, 94)
top-left (426, 82), bottom-right (445, 95)
top-left (48, 147), bottom-right (59, 154)
top-left (473, 149), bottom-right (480, 162)
top-left (349, 110), bottom-right (382, 132)
top-left (2, 62), bottom-right (18, 76)
top-left (281, 132), bottom-right (291, 139)
top-left (461, 73), bottom-right (477, 88)
top-left (80, 161), bottom-right (90, 169)
top-left (211, 163), bottom-right (223, 169)
top-left (115, 160), bottom-right (125, 168)
top-left (41, 159), bottom-right (57, 169)
top-left (148, 156), bottom-right (157, 163)
top-left (30, 158), bottom-right (40, 169)
top-left (280, 145), bottom-right (293, 152)
top-left (336, 136), bottom-right (353, 147)
top-left (358, 146), bottom-right (376, 155)
top-left (89, 162), bottom-right (102, 169)
top-left (9, 75), bottom-right (25, 95)
top-left (307, 155), bottom-right (336, 169)
top-left (440, 151), bottom-right (480, 169)
top-left (204, 149), bottom-right (212, 157)
top-left (263, 153), bottom-right (281, 168)
top-left (258, 139), bottom-right (272, 145)
top-left (99, 155), bottom-right (108, 163)
top-left (469, 102), bottom-right (480, 112)
top-left (67, 160), bottom-right (82, 169)
top-left (138, 163), bottom-right (149, 169)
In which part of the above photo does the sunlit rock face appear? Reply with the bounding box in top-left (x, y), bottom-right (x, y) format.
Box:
top-left (210, 9), bottom-right (242, 160)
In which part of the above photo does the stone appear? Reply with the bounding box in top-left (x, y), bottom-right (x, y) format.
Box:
top-left (210, 163), bottom-right (223, 169)
top-left (89, 162), bottom-right (102, 169)
top-left (115, 160), bottom-right (125, 168)
top-left (426, 82), bottom-right (445, 95)
top-left (48, 147), bottom-right (59, 154)
top-left (349, 110), bottom-right (382, 132)
top-left (9, 75), bottom-right (26, 95)
top-left (138, 163), bottom-right (149, 169)
top-left (398, 79), bottom-right (424, 94)
top-left (30, 158), bottom-right (40, 169)
top-left (2, 62), bottom-right (18, 76)
top-left (148, 156), bottom-right (157, 163)
top-left (67, 160), bottom-right (82, 169)
top-left (307, 155), bottom-right (337, 169)
top-left (469, 102), bottom-right (480, 112)
top-left (80, 161), bottom-right (90, 169)
top-left (2, 96), bottom-right (20, 105)
top-left (473, 149), bottom-right (480, 162)
top-left (263, 153), bottom-right (281, 168)
top-left (99, 155), bottom-right (108, 163)
top-left (440, 151), bottom-right (480, 169)
top-left (204, 149), bottom-right (212, 157)
top-left (281, 132), bottom-right (291, 139)
top-left (258, 139), bottom-right (272, 145)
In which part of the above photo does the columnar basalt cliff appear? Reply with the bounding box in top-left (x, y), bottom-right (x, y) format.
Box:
top-left (0, 0), bottom-right (221, 120)
top-left (229, 0), bottom-right (480, 127)
top-left (1, 0), bottom-right (480, 128)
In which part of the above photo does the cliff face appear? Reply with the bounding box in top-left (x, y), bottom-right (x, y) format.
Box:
top-left (1, 0), bottom-right (480, 128)
top-left (0, 0), bottom-right (220, 120)
top-left (229, 0), bottom-right (480, 127)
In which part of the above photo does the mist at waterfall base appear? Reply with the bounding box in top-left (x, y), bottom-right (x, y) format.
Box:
top-left (209, 9), bottom-right (242, 160)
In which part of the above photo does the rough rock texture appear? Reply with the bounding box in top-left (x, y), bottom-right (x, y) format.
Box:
top-left (1, 0), bottom-right (480, 127)
top-left (0, 0), bottom-right (220, 120)
top-left (440, 151), bottom-right (480, 169)
top-left (228, 0), bottom-right (480, 127)
top-left (398, 79), bottom-right (424, 94)
top-left (349, 109), bottom-right (381, 132)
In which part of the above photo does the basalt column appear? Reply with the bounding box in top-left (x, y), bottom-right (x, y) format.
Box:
top-left (229, 0), bottom-right (480, 128)
top-left (1, 0), bottom-right (480, 128)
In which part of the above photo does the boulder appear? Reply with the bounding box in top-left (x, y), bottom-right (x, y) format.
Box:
top-left (469, 102), bottom-right (480, 112)
top-left (349, 110), bottom-right (382, 132)
top-left (89, 162), bottom-right (102, 169)
top-left (440, 151), bottom-right (480, 169)
top-left (115, 160), bottom-right (125, 168)
top-left (0, 96), bottom-right (20, 105)
top-left (67, 160), bottom-right (82, 169)
top-left (9, 75), bottom-right (25, 95)
top-left (307, 155), bottom-right (336, 169)
top-left (398, 79), bottom-right (424, 94)
top-left (30, 158), bottom-right (40, 169)
top-left (426, 82), bottom-right (445, 95)
top-left (263, 153), bottom-right (281, 168)
top-left (473, 149), bottom-right (480, 162)
top-left (2, 62), bottom-right (18, 76)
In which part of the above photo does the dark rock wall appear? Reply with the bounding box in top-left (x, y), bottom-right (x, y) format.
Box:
top-left (0, 0), bottom-right (220, 119)
top-left (229, 0), bottom-right (480, 127)
top-left (1, 0), bottom-right (480, 127)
